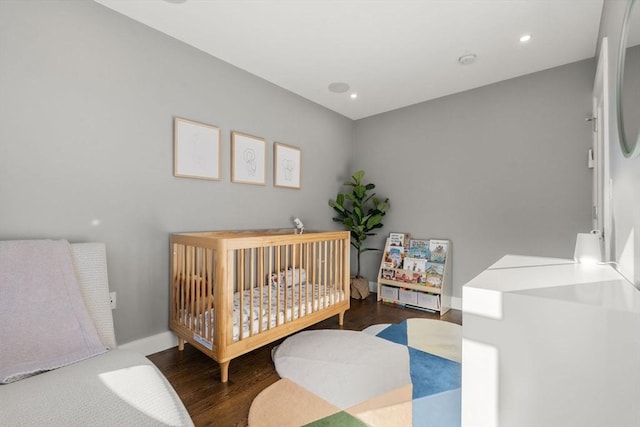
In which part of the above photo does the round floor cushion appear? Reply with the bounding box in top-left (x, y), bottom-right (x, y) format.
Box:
top-left (272, 329), bottom-right (410, 409)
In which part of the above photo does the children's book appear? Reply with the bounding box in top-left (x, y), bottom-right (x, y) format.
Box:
top-left (407, 239), bottom-right (430, 259)
top-left (388, 233), bottom-right (407, 248)
top-left (395, 271), bottom-right (423, 284)
top-left (425, 262), bottom-right (444, 287)
top-left (381, 268), bottom-right (396, 280)
top-left (429, 239), bottom-right (448, 263)
top-left (383, 246), bottom-right (404, 269)
top-left (402, 257), bottom-right (427, 272)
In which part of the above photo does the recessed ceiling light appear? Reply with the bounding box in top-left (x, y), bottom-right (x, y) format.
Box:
top-left (520, 34), bottom-right (532, 43)
top-left (328, 82), bottom-right (350, 93)
top-left (350, 93), bottom-right (358, 100)
top-left (163, 0), bottom-right (188, 3)
top-left (458, 54), bottom-right (477, 65)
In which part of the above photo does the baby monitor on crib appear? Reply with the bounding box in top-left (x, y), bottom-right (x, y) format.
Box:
top-left (293, 217), bottom-right (304, 234)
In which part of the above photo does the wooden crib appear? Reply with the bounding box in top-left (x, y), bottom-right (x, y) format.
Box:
top-left (170, 229), bottom-right (350, 382)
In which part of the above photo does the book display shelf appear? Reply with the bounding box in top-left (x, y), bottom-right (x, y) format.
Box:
top-left (376, 233), bottom-right (452, 315)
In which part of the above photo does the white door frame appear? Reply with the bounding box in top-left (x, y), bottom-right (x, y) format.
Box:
top-left (592, 37), bottom-right (612, 261)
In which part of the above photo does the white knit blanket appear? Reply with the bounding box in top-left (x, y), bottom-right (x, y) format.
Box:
top-left (0, 240), bottom-right (107, 383)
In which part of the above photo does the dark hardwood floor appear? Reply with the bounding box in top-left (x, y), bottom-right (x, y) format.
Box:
top-left (149, 295), bottom-right (462, 427)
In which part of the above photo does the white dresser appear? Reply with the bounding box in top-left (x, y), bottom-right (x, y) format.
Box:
top-left (462, 255), bottom-right (640, 427)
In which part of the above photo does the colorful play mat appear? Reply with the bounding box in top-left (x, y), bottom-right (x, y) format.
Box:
top-left (248, 318), bottom-right (461, 427)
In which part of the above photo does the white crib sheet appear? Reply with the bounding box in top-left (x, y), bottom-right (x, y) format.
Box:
top-left (187, 283), bottom-right (345, 343)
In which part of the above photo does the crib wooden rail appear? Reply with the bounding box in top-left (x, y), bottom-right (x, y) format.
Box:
top-left (170, 229), bottom-right (350, 382)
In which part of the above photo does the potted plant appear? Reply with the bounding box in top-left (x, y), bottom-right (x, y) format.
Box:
top-left (328, 170), bottom-right (390, 299)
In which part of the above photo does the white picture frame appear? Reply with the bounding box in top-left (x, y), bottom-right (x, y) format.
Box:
top-left (274, 142), bottom-right (301, 189)
top-left (173, 117), bottom-right (221, 180)
top-left (231, 131), bottom-right (266, 185)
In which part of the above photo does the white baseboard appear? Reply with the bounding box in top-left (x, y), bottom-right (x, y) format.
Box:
top-left (370, 281), bottom-right (462, 311)
top-left (118, 330), bottom-right (178, 356)
top-left (120, 293), bottom-right (462, 357)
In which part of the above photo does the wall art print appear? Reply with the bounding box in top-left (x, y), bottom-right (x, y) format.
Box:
top-left (174, 117), bottom-right (221, 180)
top-left (231, 131), bottom-right (266, 185)
top-left (274, 142), bottom-right (301, 189)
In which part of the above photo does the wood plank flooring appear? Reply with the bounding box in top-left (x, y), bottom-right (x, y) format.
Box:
top-left (149, 295), bottom-right (462, 427)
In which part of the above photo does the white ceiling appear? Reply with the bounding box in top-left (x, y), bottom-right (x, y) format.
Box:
top-left (94, 0), bottom-right (604, 120)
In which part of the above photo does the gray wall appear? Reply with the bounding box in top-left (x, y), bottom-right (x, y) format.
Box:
top-left (597, 0), bottom-right (640, 286)
top-left (0, 1), bottom-right (352, 344)
top-left (0, 0), bottom-right (601, 344)
top-left (353, 60), bottom-right (596, 298)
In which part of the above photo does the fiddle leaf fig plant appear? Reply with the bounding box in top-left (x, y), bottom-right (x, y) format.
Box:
top-left (329, 170), bottom-right (390, 278)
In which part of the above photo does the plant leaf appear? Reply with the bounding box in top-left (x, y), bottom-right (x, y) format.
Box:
top-left (354, 206), bottom-right (363, 220)
top-left (366, 214), bottom-right (382, 228)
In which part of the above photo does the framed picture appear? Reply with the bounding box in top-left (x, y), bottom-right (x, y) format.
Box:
top-left (231, 131), bottom-right (266, 185)
top-left (173, 117), bottom-right (221, 180)
top-left (274, 142), bottom-right (301, 189)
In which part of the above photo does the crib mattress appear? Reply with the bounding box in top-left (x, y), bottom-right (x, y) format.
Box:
top-left (185, 283), bottom-right (345, 343)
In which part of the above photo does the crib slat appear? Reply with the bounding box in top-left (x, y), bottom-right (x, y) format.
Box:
top-left (337, 240), bottom-right (341, 303)
top-left (323, 240), bottom-right (328, 306)
top-left (206, 248), bottom-right (213, 342)
top-left (249, 248), bottom-right (255, 337)
top-left (195, 248), bottom-right (201, 336)
top-left (238, 249), bottom-right (244, 341)
top-left (311, 241), bottom-right (317, 314)
top-left (291, 243), bottom-right (296, 320)
top-left (300, 243), bottom-right (313, 316)
top-left (181, 245), bottom-right (186, 325)
top-left (174, 244), bottom-right (181, 323)
top-left (174, 244), bottom-right (182, 323)
top-left (188, 246), bottom-right (195, 330)
top-left (258, 247), bottom-right (264, 334)
top-left (292, 243), bottom-right (299, 320)
top-left (276, 246), bottom-right (281, 327)
top-left (197, 246), bottom-right (202, 331)
top-left (194, 246), bottom-right (200, 330)
top-left (331, 240), bottom-right (336, 306)
top-left (217, 244), bottom-right (231, 355)
top-left (284, 245), bottom-right (289, 323)
top-left (299, 243), bottom-right (304, 318)
top-left (268, 246), bottom-right (273, 331)
top-left (305, 242), bottom-right (310, 316)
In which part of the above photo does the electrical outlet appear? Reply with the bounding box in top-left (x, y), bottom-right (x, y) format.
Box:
top-left (109, 291), bottom-right (116, 310)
